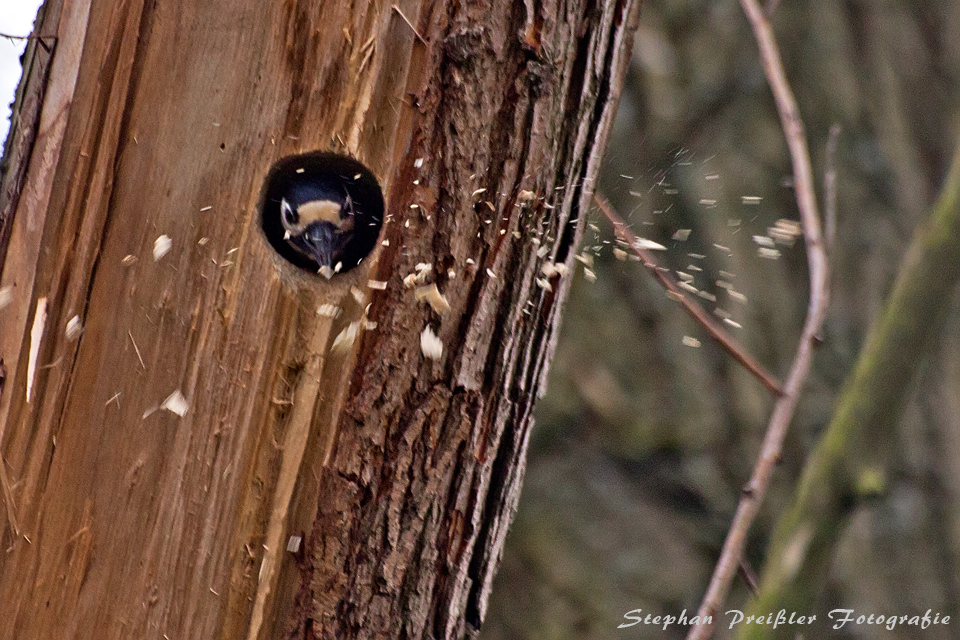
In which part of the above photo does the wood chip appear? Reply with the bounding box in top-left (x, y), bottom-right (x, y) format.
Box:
top-left (420, 326), bottom-right (443, 360)
top-left (65, 315), bottom-right (82, 340)
top-left (517, 190), bottom-right (536, 205)
top-left (331, 321), bottom-right (361, 352)
top-left (575, 253), bottom-right (594, 268)
top-left (634, 238), bottom-right (667, 251)
top-left (287, 536), bottom-right (302, 553)
top-left (403, 263), bottom-right (432, 288)
top-left (414, 283), bottom-right (451, 315)
top-left (153, 235), bottom-right (172, 261)
top-left (161, 389), bottom-right (189, 416)
top-left (541, 261), bottom-right (570, 278)
top-left (758, 247), bottom-right (781, 259)
top-left (770, 218), bottom-right (802, 245)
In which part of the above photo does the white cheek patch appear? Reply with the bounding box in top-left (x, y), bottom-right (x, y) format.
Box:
top-left (280, 198), bottom-right (303, 234)
top-left (297, 200), bottom-right (343, 227)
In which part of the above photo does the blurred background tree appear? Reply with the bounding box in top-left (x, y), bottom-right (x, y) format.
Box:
top-left (483, 2), bottom-right (960, 638)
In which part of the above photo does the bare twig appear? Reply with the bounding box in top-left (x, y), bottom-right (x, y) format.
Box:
top-left (824, 124), bottom-right (841, 256)
top-left (0, 32), bottom-right (56, 53)
top-left (686, 0), bottom-right (830, 637)
top-left (594, 193), bottom-right (784, 397)
top-left (738, 559), bottom-right (760, 595)
top-left (0, 32), bottom-right (52, 44)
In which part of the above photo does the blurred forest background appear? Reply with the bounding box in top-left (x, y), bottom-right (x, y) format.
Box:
top-left (484, 1), bottom-right (960, 639)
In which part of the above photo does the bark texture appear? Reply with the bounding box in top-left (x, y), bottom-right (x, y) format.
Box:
top-left (0, 0), bottom-right (642, 639)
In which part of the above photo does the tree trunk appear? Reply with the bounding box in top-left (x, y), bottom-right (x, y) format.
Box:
top-left (0, 0), bottom-right (641, 638)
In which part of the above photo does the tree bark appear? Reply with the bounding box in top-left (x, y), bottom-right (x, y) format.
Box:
top-left (0, 0), bottom-right (642, 638)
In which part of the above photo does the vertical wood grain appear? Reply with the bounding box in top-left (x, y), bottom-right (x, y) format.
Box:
top-left (0, 0), bottom-right (643, 638)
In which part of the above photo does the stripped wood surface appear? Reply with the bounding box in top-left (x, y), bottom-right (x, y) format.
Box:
top-left (0, 0), bottom-right (642, 637)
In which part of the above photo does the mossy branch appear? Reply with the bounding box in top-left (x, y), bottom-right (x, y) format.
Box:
top-left (737, 141), bottom-right (960, 640)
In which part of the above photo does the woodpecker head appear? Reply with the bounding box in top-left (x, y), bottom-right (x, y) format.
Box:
top-left (261, 152), bottom-right (384, 278)
top-left (280, 189), bottom-right (356, 278)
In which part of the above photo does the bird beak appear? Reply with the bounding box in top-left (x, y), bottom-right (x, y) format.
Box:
top-left (301, 235), bottom-right (334, 279)
top-left (306, 241), bottom-right (333, 278)
top-left (300, 222), bottom-right (339, 279)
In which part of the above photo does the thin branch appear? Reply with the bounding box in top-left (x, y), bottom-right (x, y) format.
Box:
top-left (741, 142), bottom-right (960, 623)
top-left (686, 0), bottom-right (830, 637)
top-left (0, 32), bottom-right (56, 53)
top-left (593, 193), bottom-right (784, 397)
top-left (824, 124), bottom-right (841, 256)
top-left (738, 559), bottom-right (760, 596)
top-left (0, 32), bottom-right (52, 43)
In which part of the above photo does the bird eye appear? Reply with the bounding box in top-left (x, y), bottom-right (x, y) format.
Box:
top-left (280, 198), bottom-right (295, 223)
top-left (260, 152), bottom-right (385, 277)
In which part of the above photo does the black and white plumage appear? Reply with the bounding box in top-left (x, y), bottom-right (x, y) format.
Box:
top-left (279, 184), bottom-right (356, 278)
top-left (261, 152), bottom-right (384, 278)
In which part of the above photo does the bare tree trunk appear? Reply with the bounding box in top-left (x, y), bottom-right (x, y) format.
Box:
top-left (0, 0), bottom-right (642, 638)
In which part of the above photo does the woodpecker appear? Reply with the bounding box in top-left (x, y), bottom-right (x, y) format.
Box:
top-left (279, 181), bottom-right (357, 278)
top-left (262, 153), bottom-right (384, 278)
